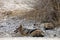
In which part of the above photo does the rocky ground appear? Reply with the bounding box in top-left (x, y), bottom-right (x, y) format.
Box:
top-left (0, 16), bottom-right (60, 37)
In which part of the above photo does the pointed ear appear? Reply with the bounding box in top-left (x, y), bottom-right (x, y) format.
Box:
top-left (14, 25), bottom-right (23, 33)
top-left (20, 25), bottom-right (23, 28)
top-left (19, 25), bottom-right (23, 31)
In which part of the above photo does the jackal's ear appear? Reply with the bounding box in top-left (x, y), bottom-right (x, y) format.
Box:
top-left (14, 25), bottom-right (23, 33)
top-left (19, 25), bottom-right (23, 31)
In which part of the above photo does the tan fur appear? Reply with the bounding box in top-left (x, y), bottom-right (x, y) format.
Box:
top-left (30, 30), bottom-right (44, 37)
top-left (44, 23), bottom-right (54, 29)
top-left (14, 25), bottom-right (29, 36)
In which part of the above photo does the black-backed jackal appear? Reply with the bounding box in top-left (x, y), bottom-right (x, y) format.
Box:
top-left (14, 25), bottom-right (44, 37)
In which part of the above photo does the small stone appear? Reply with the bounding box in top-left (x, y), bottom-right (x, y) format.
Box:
top-left (54, 34), bottom-right (56, 37)
top-left (34, 23), bottom-right (39, 26)
top-left (0, 25), bottom-right (4, 27)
